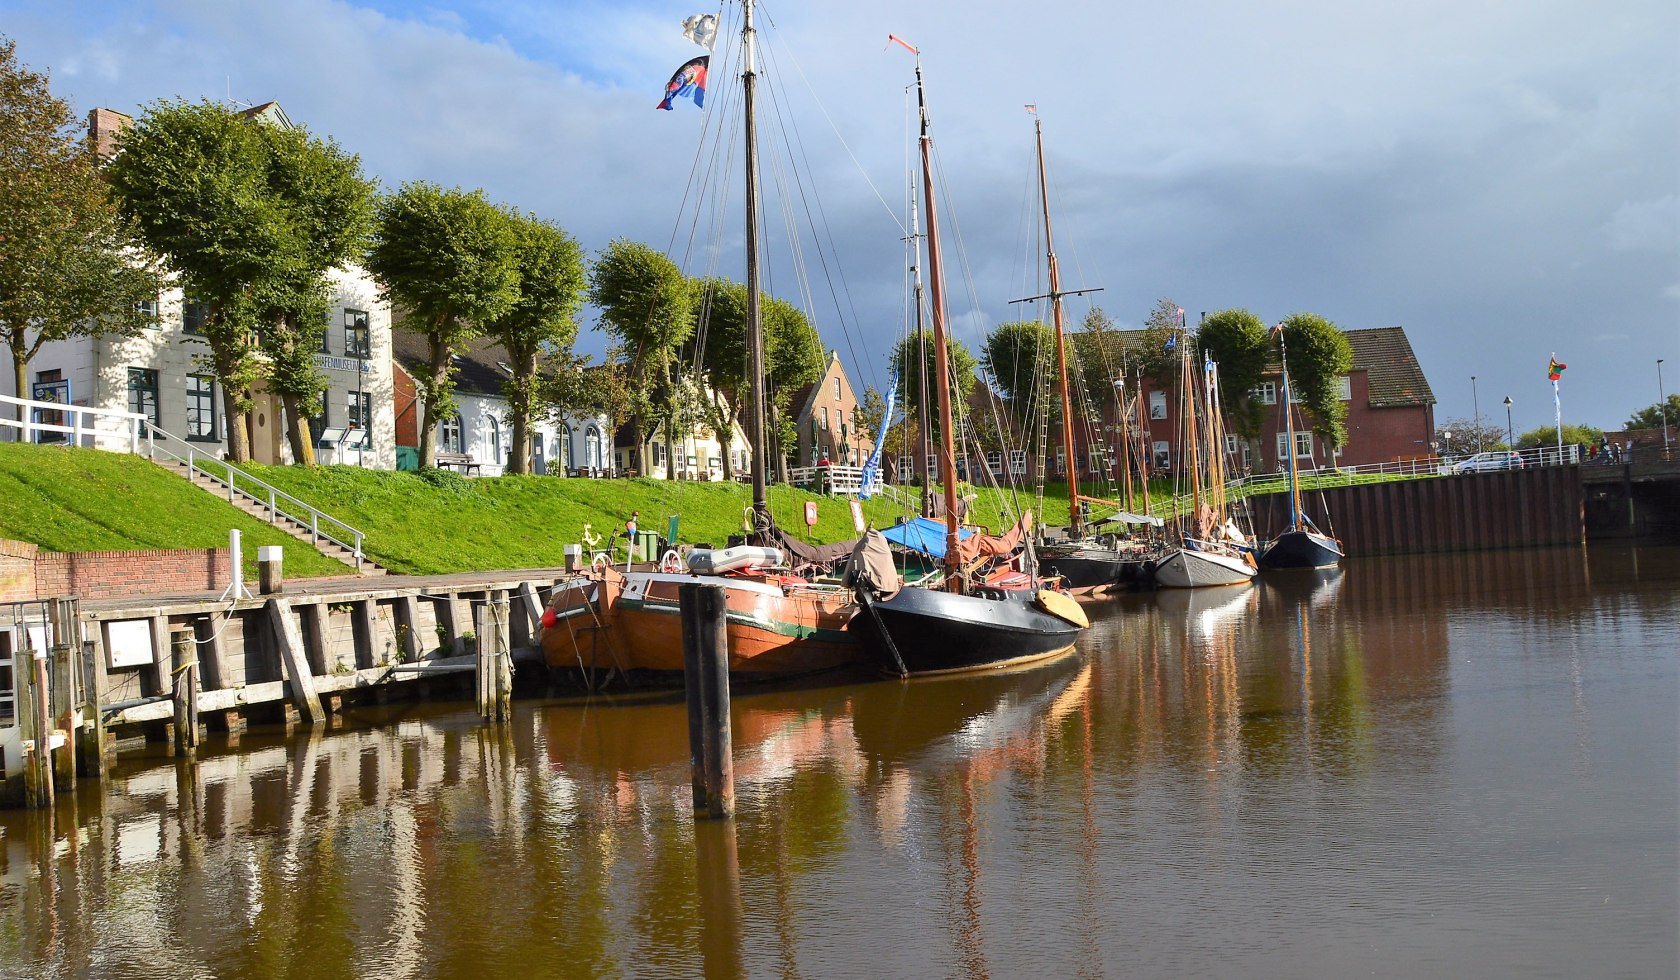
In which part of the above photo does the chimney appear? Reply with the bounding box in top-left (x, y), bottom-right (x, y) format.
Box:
top-left (87, 108), bottom-right (134, 160)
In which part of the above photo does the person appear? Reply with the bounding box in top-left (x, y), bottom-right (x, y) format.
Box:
top-left (817, 451), bottom-right (832, 493)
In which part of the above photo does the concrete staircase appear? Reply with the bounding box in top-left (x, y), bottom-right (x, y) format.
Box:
top-left (165, 461), bottom-right (388, 575)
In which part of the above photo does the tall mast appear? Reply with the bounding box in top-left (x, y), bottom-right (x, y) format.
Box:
top-left (1279, 328), bottom-right (1301, 529)
top-left (743, 0), bottom-right (770, 531)
top-left (1033, 116), bottom-right (1083, 537)
top-left (1181, 331), bottom-right (1202, 541)
top-left (1117, 378), bottom-right (1135, 514)
top-left (908, 177), bottom-right (933, 518)
top-left (913, 51), bottom-right (964, 587)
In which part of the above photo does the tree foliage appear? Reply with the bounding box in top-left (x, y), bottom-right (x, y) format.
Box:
top-left (588, 239), bottom-right (693, 478)
top-left (368, 182), bottom-right (521, 468)
top-left (1517, 424), bottom-right (1604, 450)
top-left (486, 213), bottom-right (585, 474)
top-left (0, 38), bottom-right (160, 419)
top-left (1135, 297), bottom-right (1185, 387)
top-left (1278, 312), bottom-right (1354, 447)
top-left (891, 328), bottom-right (978, 445)
top-left (981, 320), bottom-right (1053, 426)
top-left (1626, 394), bottom-right (1679, 431)
top-left (1070, 306), bottom-right (1126, 404)
top-left (1196, 308), bottom-right (1271, 439)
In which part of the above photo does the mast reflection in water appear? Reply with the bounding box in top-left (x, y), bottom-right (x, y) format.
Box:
top-left (2, 545), bottom-right (1675, 977)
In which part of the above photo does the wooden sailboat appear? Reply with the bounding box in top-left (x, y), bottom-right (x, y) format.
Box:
top-left (847, 44), bottom-right (1087, 675)
top-left (540, 0), bottom-right (863, 682)
top-left (1154, 333), bottom-right (1258, 588)
top-left (1258, 328), bottom-right (1344, 570)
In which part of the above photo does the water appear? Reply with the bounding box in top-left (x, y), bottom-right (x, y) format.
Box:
top-left (3, 545), bottom-right (1676, 978)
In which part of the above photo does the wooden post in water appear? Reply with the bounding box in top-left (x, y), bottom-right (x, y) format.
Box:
top-left (77, 639), bottom-right (108, 779)
top-left (679, 584), bottom-right (708, 811)
top-left (680, 583), bottom-right (734, 819)
top-left (257, 545), bottom-right (284, 595)
top-left (49, 644), bottom-right (76, 791)
top-left (171, 631), bottom-right (199, 758)
top-left (475, 599), bottom-right (513, 723)
top-left (28, 649), bottom-right (53, 808)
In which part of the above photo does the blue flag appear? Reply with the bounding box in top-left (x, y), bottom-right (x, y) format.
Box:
top-left (657, 56), bottom-right (709, 110)
top-left (1163, 333), bottom-right (1177, 352)
top-left (859, 371), bottom-right (898, 500)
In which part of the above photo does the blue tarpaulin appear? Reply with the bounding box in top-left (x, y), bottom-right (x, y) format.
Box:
top-left (880, 517), bottom-right (973, 560)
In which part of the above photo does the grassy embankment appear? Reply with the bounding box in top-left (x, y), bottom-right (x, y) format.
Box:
top-left (0, 442), bottom-right (354, 578)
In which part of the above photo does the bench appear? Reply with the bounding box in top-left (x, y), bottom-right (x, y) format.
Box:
top-left (435, 452), bottom-right (481, 475)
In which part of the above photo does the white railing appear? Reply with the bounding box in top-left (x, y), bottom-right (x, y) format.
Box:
top-left (0, 393), bottom-right (146, 452)
top-left (787, 464), bottom-right (885, 497)
top-left (142, 426), bottom-right (368, 569)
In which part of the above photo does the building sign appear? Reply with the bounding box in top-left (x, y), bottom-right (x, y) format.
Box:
top-left (316, 355), bottom-right (370, 374)
top-left (32, 379), bottom-right (70, 405)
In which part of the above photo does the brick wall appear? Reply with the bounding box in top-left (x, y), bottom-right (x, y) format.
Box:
top-left (0, 538), bottom-right (226, 602)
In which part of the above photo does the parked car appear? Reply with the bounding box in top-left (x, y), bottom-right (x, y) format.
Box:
top-left (1452, 451), bottom-right (1525, 474)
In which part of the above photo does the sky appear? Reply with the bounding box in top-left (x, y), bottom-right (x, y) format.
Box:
top-left (6, 0), bottom-right (1677, 435)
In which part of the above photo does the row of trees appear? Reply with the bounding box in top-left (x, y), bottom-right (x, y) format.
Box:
top-left (2, 39), bottom-right (826, 476)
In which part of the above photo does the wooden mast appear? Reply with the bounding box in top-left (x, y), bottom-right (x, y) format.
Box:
top-left (908, 179), bottom-right (934, 518)
top-left (1033, 116), bottom-right (1083, 538)
top-left (743, 0), bottom-right (770, 533)
top-left (913, 50), bottom-right (964, 588)
top-left (1279, 326), bottom-right (1302, 530)
top-left (1181, 328), bottom-right (1203, 541)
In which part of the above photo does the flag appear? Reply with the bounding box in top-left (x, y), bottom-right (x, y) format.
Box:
top-left (1547, 356), bottom-right (1567, 381)
top-left (1024, 104), bottom-right (1037, 114)
top-left (657, 56), bottom-right (709, 111)
top-left (681, 13), bottom-right (717, 51)
top-left (887, 34), bottom-right (918, 55)
top-left (1270, 321), bottom-right (1285, 338)
top-left (1163, 333), bottom-right (1177, 352)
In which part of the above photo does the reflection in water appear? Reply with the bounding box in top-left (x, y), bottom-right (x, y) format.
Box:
top-left (1, 545), bottom-right (1677, 977)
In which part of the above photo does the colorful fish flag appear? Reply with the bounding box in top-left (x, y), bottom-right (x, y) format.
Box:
top-left (1547, 356), bottom-right (1567, 381)
top-left (657, 56), bottom-right (709, 111)
top-left (681, 13), bottom-right (717, 51)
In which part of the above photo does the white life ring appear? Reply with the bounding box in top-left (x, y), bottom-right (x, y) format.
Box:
top-left (590, 553), bottom-right (611, 573)
top-left (660, 549), bottom-right (684, 573)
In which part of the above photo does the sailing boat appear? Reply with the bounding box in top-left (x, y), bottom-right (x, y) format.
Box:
top-left (846, 43), bottom-right (1087, 675)
top-left (1258, 327), bottom-right (1344, 569)
top-left (1153, 332), bottom-right (1258, 588)
top-left (540, 0), bottom-right (863, 682)
top-left (1019, 114), bottom-right (1156, 595)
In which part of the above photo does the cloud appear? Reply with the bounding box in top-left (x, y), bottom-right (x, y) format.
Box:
top-left (1605, 194), bottom-right (1678, 252)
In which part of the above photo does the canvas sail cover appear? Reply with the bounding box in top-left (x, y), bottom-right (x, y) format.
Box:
top-left (844, 529), bottom-right (901, 597)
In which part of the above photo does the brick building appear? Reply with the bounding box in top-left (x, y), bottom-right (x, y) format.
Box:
top-left (789, 351), bottom-right (872, 467)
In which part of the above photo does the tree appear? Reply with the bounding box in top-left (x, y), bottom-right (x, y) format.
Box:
top-left (0, 38), bottom-right (160, 419)
top-left (762, 294), bottom-right (824, 482)
top-left (1436, 416), bottom-right (1502, 454)
top-left (1135, 297), bottom-right (1184, 388)
top-left (588, 239), bottom-right (693, 479)
top-left (1278, 312), bottom-right (1354, 447)
top-left (1071, 306), bottom-right (1126, 405)
top-left (980, 320), bottom-right (1053, 426)
top-left (541, 350), bottom-right (633, 462)
top-left (485, 213), bottom-right (585, 475)
top-left (1517, 424), bottom-right (1603, 451)
top-left (690, 277), bottom-right (749, 480)
top-left (367, 182), bottom-right (521, 469)
top-left (1626, 394), bottom-right (1679, 431)
top-left (1196, 309), bottom-right (1271, 439)
top-left (892, 328), bottom-right (978, 446)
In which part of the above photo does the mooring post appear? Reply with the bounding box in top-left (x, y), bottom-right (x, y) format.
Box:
top-left (49, 644), bottom-right (76, 791)
top-left (77, 639), bottom-right (108, 779)
top-left (171, 631), bottom-right (199, 758)
top-left (694, 584), bottom-right (734, 819)
top-left (30, 650), bottom-right (53, 809)
top-left (679, 584), bottom-right (708, 811)
top-left (257, 545), bottom-right (284, 595)
top-left (474, 600), bottom-right (512, 723)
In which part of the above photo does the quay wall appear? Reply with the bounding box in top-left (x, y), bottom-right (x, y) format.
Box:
top-left (1246, 466), bottom-right (1585, 557)
top-left (0, 538), bottom-right (226, 603)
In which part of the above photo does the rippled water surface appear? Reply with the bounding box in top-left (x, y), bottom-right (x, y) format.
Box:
top-left (3, 544), bottom-right (1676, 978)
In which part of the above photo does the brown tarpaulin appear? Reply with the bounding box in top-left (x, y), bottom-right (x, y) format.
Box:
top-left (767, 524), bottom-right (857, 570)
top-left (954, 510), bottom-right (1033, 564)
top-left (843, 529), bottom-right (901, 597)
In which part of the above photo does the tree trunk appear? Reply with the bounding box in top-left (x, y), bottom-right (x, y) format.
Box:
top-left (663, 366), bottom-right (677, 481)
top-left (11, 353), bottom-right (27, 427)
top-left (716, 391), bottom-right (734, 482)
top-left (507, 349), bottom-right (537, 476)
top-left (419, 333), bottom-right (449, 469)
top-left (280, 391), bottom-right (317, 466)
top-left (223, 387), bottom-right (251, 462)
top-left (770, 403), bottom-right (789, 485)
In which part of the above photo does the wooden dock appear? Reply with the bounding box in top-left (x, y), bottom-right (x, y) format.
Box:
top-left (2, 569), bottom-right (576, 807)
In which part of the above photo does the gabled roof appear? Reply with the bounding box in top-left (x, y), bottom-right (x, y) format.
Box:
top-left (389, 330), bottom-right (518, 400)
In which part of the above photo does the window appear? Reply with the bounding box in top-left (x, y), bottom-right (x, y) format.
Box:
top-left (440, 414), bottom-right (463, 454)
top-left (821, 407), bottom-right (830, 431)
top-left (1055, 448), bottom-right (1065, 474)
top-left (183, 298), bottom-right (209, 336)
top-left (1149, 391), bottom-right (1168, 419)
top-left (1088, 449), bottom-right (1104, 472)
top-left (186, 375), bottom-right (217, 440)
top-left (1225, 434), bottom-right (1238, 455)
top-left (653, 441), bottom-right (665, 467)
top-left (489, 417), bottom-right (503, 461)
top-left (319, 309), bottom-right (333, 353)
top-left (834, 377), bottom-right (841, 401)
top-left (581, 427), bottom-right (598, 469)
top-left (1152, 441), bottom-right (1170, 469)
top-left (1252, 381), bottom-right (1277, 405)
top-left (896, 456), bottom-right (912, 480)
top-left (347, 390), bottom-right (372, 448)
top-left (926, 454), bottom-right (937, 476)
top-left (344, 309), bottom-right (371, 359)
top-left (32, 369), bottom-right (66, 442)
top-left (1009, 449), bottom-right (1026, 475)
top-left (987, 451), bottom-right (1003, 476)
top-left (126, 368), bottom-right (158, 429)
top-left (558, 427), bottom-right (573, 468)
top-left (1277, 431), bottom-right (1314, 460)
top-left (135, 296), bottom-right (158, 324)
top-left (1337, 375), bottom-right (1353, 401)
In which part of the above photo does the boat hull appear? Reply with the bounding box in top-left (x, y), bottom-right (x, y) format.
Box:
top-left (1038, 547), bottom-right (1126, 594)
top-left (850, 587), bottom-right (1082, 676)
top-left (1258, 529), bottom-right (1344, 569)
top-left (541, 570), bottom-right (863, 680)
top-left (1154, 547), bottom-right (1257, 588)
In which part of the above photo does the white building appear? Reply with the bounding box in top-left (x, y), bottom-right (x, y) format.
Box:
top-left (613, 384), bottom-right (752, 481)
top-left (390, 333), bottom-right (610, 477)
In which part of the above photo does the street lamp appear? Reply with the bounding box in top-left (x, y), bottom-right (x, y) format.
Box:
top-left (1503, 395), bottom-right (1513, 449)
top-left (1471, 375), bottom-right (1482, 453)
top-left (1660, 358), bottom-right (1670, 453)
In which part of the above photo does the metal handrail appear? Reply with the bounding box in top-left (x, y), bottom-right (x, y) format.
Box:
top-left (142, 425), bottom-right (367, 568)
top-left (0, 393), bottom-right (147, 452)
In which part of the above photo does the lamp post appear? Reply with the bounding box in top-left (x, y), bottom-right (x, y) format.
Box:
top-left (1471, 375), bottom-right (1482, 453)
top-left (1503, 395), bottom-right (1513, 449)
top-left (1660, 358), bottom-right (1670, 453)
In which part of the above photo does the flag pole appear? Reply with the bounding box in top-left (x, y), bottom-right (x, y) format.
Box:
top-left (1552, 351), bottom-right (1563, 459)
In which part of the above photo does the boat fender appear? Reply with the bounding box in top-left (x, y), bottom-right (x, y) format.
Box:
top-left (1035, 589), bottom-right (1088, 628)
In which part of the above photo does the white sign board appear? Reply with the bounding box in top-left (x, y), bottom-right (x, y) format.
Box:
top-left (106, 619), bottom-right (156, 669)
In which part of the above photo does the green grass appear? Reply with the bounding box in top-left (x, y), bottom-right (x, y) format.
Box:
top-left (0, 442), bottom-right (355, 578)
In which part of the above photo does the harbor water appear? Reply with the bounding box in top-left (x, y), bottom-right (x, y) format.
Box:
top-left (3, 544), bottom-right (1676, 977)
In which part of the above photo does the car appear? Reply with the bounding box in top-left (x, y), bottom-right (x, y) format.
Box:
top-left (1451, 451), bottom-right (1525, 474)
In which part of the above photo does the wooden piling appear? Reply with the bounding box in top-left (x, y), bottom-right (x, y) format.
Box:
top-left (474, 599), bottom-right (512, 723)
top-left (394, 595), bottom-right (423, 663)
top-left (267, 597), bottom-right (324, 724)
top-left (77, 639), bottom-right (108, 779)
top-left (352, 600), bottom-right (379, 670)
top-left (681, 583), bottom-right (734, 820)
top-left (257, 545), bottom-right (284, 594)
top-left (49, 644), bottom-right (76, 791)
top-left (29, 650), bottom-right (53, 808)
top-left (680, 584), bottom-right (708, 811)
top-left (171, 631), bottom-right (199, 758)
